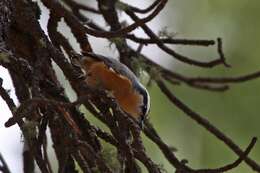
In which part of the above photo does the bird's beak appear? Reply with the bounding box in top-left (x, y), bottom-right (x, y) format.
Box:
top-left (137, 116), bottom-right (144, 129)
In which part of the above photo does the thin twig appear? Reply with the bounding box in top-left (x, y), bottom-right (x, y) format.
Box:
top-left (125, 10), bottom-right (227, 68)
top-left (127, 34), bottom-right (216, 46)
top-left (194, 137), bottom-right (257, 173)
top-left (156, 80), bottom-right (260, 172)
top-left (62, 0), bottom-right (100, 14)
top-left (125, 0), bottom-right (161, 14)
top-left (42, 0), bottom-right (167, 39)
top-left (0, 153), bottom-right (11, 173)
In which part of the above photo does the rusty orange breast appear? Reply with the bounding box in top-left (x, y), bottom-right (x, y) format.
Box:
top-left (83, 60), bottom-right (143, 118)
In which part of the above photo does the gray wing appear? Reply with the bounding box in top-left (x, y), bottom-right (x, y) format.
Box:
top-left (84, 52), bottom-right (139, 85)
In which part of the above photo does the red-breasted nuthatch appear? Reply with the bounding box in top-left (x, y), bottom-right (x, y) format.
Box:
top-left (79, 52), bottom-right (150, 126)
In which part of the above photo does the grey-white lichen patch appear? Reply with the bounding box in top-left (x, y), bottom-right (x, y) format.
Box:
top-left (109, 37), bottom-right (125, 49)
top-left (21, 0), bottom-right (28, 4)
top-left (0, 52), bottom-right (10, 63)
top-left (100, 4), bottom-right (109, 10)
top-left (115, 1), bottom-right (129, 11)
top-left (22, 120), bottom-right (39, 141)
top-left (158, 26), bottom-right (177, 38)
top-left (38, 38), bottom-right (47, 48)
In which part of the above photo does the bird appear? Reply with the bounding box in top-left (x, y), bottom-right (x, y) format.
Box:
top-left (78, 52), bottom-right (150, 127)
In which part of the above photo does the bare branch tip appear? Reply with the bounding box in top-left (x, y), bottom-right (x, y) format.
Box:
top-left (217, 37), bottom-right (231, 68)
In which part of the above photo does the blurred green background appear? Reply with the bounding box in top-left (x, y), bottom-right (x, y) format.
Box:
top-left (47, 0), bottom-right (260, 172)
top-left (138, 0), bottom-right (260, 172)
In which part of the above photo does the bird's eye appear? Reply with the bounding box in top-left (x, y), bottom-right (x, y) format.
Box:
top-left (140, 105), bottom-right (148, 116)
